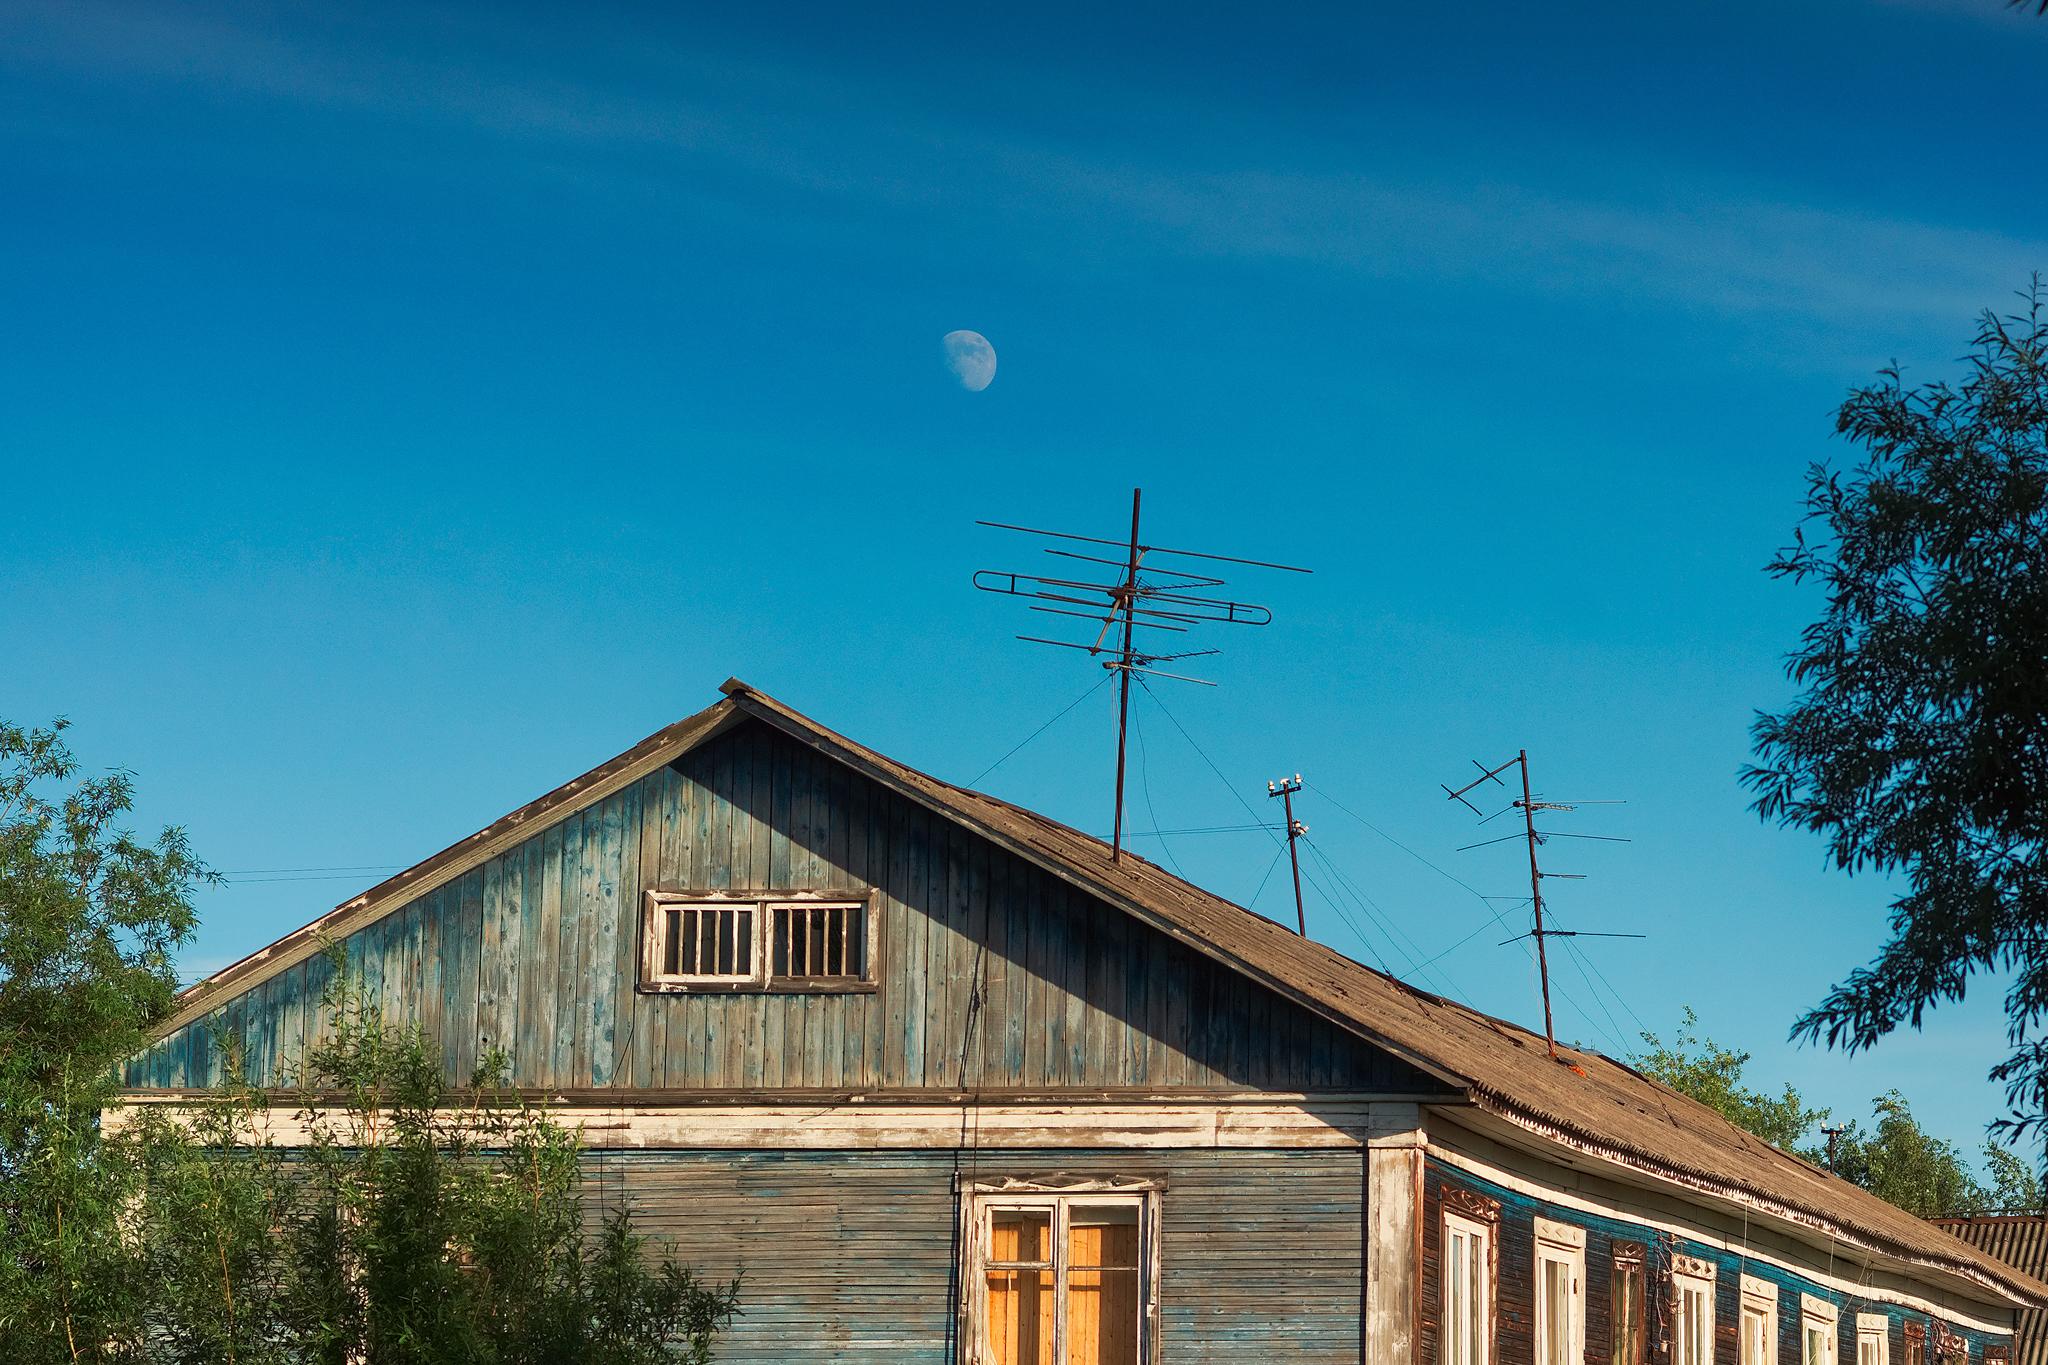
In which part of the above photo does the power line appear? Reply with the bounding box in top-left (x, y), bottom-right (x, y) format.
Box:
top-left (1130, 704), bottom-right (1188, 880)
top-left (967, 672), bottom-right (1114, 788)
top-left (1245, 842), bottom-right (1290, 911)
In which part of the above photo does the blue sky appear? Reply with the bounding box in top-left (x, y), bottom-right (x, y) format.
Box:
top-left (5, 0), bottom-right (2045, 1159)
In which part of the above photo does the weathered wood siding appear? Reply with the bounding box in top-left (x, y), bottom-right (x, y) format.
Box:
top-left (582, 1146), bottom-right (1363, 1363)
top-left (127, 720), bottom-right (1433, 1096)
top-left (1419, 1159), bottom-right (2013, 1365)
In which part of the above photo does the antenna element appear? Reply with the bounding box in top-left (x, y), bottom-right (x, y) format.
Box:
top-left (976, 489), bottom-right (1309, 862)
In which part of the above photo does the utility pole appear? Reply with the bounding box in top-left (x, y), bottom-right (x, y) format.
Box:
top-left (1516, 750), bottom-right (1557, 1061)
top-left (1822, 1123), bottom-right (1848, 1174)
top-left (1267, 774), bottom-right (1307, 935)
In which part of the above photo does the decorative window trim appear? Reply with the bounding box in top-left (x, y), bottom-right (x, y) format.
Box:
top-left (1933, 1324), bottom-right (1968, 1365)
top-left (1443, 1186), bottom-right (1502, 1224)
top-left (1858, 1314), bottom-right (1891, 1365)
top-left (1804, 1295), bottom-right (1842, 1365)
top-left (638, 889), bottom-right (877, 994)
top-left (1534, 1220), bottom-right (1586, 1365)
top-left (957, 1177), bottom-right (1160, 1365)
top-left (1741, 1276), bottom-right (1781, 1365)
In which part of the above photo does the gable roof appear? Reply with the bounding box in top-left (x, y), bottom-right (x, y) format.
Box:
top-left (158, 679), bottom-right (2048, 1309)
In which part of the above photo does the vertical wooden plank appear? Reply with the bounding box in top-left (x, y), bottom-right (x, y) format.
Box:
top-left (766, 732), bottom-right (795, 1088)
top-left (881, 787), bottom-right (911, 1089)
top-left (703, 736), bottom-right (736, 1088)
top-left (475, 859), bottom-right (506, 1071)
top-left (1124, 912), bottom-right (1153, 1087)
top-left (1062, 884), bottom-right (1090, 1086)
top-left (1160, 941), bottom-right (1192, 1087)
top-left (979, 840), bottom-right (1011, 1086)
top-left (790, 749), bottom-right (815, 1088)
top-left (302, 946), bottom-right (338, 1073)
top-left (607, 781), bottom-right (642, 1087)
top-left (416, 885), bottom-right (447, 1078)
top-left (815, 749), bottom-right (847, 1089)
top-left (514, 830), bottom-right (555, 1088)
top-left (453, 874), bottom-right (486, 1085)
top-left (962, 832), bottom-right (991, 1090)
top-left (631, 773), bottom-right (668, 1091)
top-left (716, 734), bottom-right (747, 1090)
top-left (651, 765), bottom-right (683, 1087)
top-left (1088, 885), bottom-right (1127, 1088)
top-left (547, 815), bottom-right (582, 1088)
top-left (586, 793), bottom-right (624, 1086)
top-left (900, 805), bottom-right (930, 1086)
top-left (494, 848), bottom-right (529, 1080)
top-left (1020, 862), bottom-right (1050, 1088)
top-left (926, 823), bottom-right (970, 1089)
top-left (844, 764), bottom-right (874, 1089)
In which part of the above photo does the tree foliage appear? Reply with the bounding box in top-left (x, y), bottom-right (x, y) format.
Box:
top-left (1746, 283), bottom-right (2048, 1141)
top-left (0, 717), bottom-right (208, 1358)
top-left (112, 967), bottom-right (743, 1365)
top-left (0, 715), bottom-right (740, 1362)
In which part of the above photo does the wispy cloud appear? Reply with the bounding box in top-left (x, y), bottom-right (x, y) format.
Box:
top-left (9, 0), bottom-right (2041, 357)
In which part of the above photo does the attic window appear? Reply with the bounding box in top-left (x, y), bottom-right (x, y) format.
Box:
top-left (641, 891), bottom-right (875, 993)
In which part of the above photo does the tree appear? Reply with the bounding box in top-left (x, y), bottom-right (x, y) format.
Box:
top-left (122, 964), bottom-right (743, 1365)
top-left (0, 718), bottom-right (209, 1359)
top-left (1636, 1007), bottom-right (1827, 1152)
top-left (1830, 1091), bottom-right (1989, 1218)
top-left (1746, 283), bottom-right (2048, 1143)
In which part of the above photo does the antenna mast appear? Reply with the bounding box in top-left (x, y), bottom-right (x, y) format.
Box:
top-left (974, 488), bottom-right (1309, 861)
top-left (1267, 774), bottom-right (1306, 935)
top-left (1441, 750), bottom-right (1636, 1061)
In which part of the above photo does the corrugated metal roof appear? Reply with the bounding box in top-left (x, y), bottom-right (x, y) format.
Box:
top-left (1934, 1217), bottom-right (2048, 1364)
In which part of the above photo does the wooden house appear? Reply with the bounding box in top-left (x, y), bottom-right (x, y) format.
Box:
top-left (121, 680), bottom-right (2048, 1364)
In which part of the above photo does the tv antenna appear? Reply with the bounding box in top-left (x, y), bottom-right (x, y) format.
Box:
top-left (1440, 749), bottom-right (1637, 1061)
top-left (975, 488), bottom-right (1309, 862)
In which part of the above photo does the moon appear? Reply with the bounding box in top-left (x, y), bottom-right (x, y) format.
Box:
top-left (943, 330), bottom-right (997, 391)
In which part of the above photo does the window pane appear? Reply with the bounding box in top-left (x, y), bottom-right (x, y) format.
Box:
top-left (1542, 1260), bottom-right (1570, 1365)
top-left (1612, 1263), bottom-right (1642, 1365)
top-left (991, 1209), bottom-right (1052, 1265)
top-left (986, 1267), bottom-right (1055, 1365)
top-left (1069, 1207), bottom-right (1139, 1365)
top-left (1743, 1306), bottom-right (1772, 1365)
top-left (1464, 1231), bottom-right (1489, 1365)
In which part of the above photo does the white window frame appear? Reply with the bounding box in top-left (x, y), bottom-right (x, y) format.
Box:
top-left (958, 1176), bottom-right (1160, 1365)
top-left (1673, 1256), bottom-right (1718, 1365)
top-left (1441, 1208), bottom-right (1495, 1365)
top-left (1804, 1295), bottom-right (1842, 1365)
top-left (640, 890), bottom-right (876, 993)
top-left (1858, 1314), bottom-right (1890, 1365)
top-left (1534, 1218), bottom-right (1585, 1365)
top-left (1741, 1274), bottom-right (1781, 1365)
